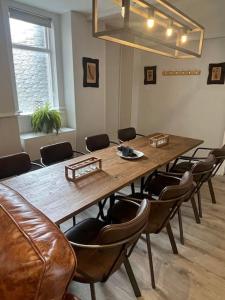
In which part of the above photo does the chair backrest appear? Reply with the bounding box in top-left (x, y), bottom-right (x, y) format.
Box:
top-left (40, 142), bottom-right (74, 165)
top-left (145, 171), bottom-right (194, 234)
top-left (0, 184), bottom-right (76, 300)
top-left (118, 127), bottom-right (137, 142)
top-left (210, 145), bottom-right (225, 176)
top-left (81, 199), bottom-right (149, 281)
top-left (0, 152), bottom-right (32, 180)
top-left (191, 154), bottom-right (216, 187)
top-left (85, 134), bottom-right (110, 152)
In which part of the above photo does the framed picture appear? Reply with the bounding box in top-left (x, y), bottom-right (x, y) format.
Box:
top-left (207, 62), bottom-right (225, 85)
top-left (83, 57), bottom-right (99, 88)
top-left (144, 66), bottom-right (157, 85)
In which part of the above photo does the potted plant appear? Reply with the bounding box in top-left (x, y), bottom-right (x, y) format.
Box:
top-left (31, 102), bottom-right (62, 134)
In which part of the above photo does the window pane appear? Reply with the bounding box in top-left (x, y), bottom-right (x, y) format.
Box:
top-left (10, 18), bottom-right (47, 48)
top-left (13, 48), bottom-right (53, 113)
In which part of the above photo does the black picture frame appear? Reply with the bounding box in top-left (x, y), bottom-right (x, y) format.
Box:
top-left (144, 66), bottom-right (157, 85)
top-left (83, 57), bottom-right (99, 88)
top-left (207, 62), bottom-right (225, 85)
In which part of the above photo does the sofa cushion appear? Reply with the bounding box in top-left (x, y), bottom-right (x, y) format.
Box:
top-left (0, 184), bottom-right (76, 300)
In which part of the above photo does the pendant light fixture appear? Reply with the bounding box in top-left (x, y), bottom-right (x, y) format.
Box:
top-left (92, 0), bottom-right (205, 58)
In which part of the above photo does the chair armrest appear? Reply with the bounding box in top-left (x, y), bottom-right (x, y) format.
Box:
top-left (192, 147), bottom-right (214, 158)
top-left (73, 150), bottom-right (86, 155)
top-left (115, 193), bottom-right (148, 203)
top-left (154, 171), bottom-right (183, 181)
top-left (69, 236), bottom-right (135, 249)
top-left (136, 133), bottom-right (145, 137)
top-left (110, 140), bottom-right (119, 145)
top-left (31, 162), bottom-right (44, 168)
top-left (175, 155), bottom-right (208, 162)
top-left (170, 155), bottom-right (201, 170)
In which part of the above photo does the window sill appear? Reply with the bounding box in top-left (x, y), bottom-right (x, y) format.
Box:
top-left (20, 128), bottom-right (75, 140)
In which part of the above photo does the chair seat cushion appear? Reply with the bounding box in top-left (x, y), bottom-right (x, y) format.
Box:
top-left (145, 174), bottom-right (180, 196)
top-left (171, 162), bottom-right (193, 173)
top-left (65, 218), bottom-right (106, 244)
top-left (109, 200), bottom-right (138, 224)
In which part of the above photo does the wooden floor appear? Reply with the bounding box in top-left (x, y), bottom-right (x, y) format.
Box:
top-left (62, 176), bottom-right (225, 300)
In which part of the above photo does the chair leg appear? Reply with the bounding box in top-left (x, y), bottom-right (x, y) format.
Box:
top-left (97, 198), bottom-right (107, 220)
top-left (124, 257), bottom-right (142, 298)
top-left (146, 234), bottom-right (156, 289)
top-left (190, 197), bottom-right (201, 224)
top-left (72, 216), bottom-right (76, 226)
top-left (178, 208), bottom-right (184, 245)
top-left (90, 283), bottom-right (96, 300)
top-left (131, 182), bottom-right (135, 195)
top-left (197, 190), bottom-right (203, 218)
top-left (208, 178), bottom-right (216, 204)
top-left (166, 222), bottom-right (178, 255)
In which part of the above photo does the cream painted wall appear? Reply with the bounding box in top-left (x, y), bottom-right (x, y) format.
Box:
top-left (105, 43), bottom-right (135, 141)
top-left (0, 0), bottom-right (21, 155)
top-left (105, 42), bottom-right (120, 139)
top-left (70, 12), bottom-right (106, 151)
top-left (134, 38), bottom-right (225, 147)
top-left (61, 12), bottom-right (136, 149)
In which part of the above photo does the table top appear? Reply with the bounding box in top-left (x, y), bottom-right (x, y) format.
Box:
top-left (3, 133), bottom-right (203, 224)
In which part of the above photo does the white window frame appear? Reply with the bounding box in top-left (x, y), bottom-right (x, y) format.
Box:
top-left (7, 1), bottom-right (65, 116)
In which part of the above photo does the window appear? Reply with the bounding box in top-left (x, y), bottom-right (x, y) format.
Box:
top-left (9, 8), bottom-right (56, 114)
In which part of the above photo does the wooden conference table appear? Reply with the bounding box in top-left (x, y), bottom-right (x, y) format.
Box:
top-left (3, 134), bottom-right (203, 225)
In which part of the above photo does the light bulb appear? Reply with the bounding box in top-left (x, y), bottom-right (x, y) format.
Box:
top-left (147, 18), bottom-right (155, 28)
top-left (166, 19), bottom-right (173, 37)
top-left (146, 7), bottom-right (155, 29)
top-left (180, 28), bottom-right (189, 43)
top-left (181, 34), bottom-right (188, 43)
top-left (166, 27), bottom-right (173, 37)
top-left (121, 6), bottom-right (125, 18)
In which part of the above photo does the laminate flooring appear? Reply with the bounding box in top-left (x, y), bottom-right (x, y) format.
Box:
top-left (62, 176), bottom-right (225, 300)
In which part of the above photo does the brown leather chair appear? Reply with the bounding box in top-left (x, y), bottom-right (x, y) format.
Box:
top-left (145, 154), bottom-right (216, 245)
top-left (109, 171), bottom-right (194, 289)
top-left (40, 141), bottom-right (84, 166)
top-left (85, 134), bottom-right (118, 153)
top-left (117, 127), bottom-right (144, 143)
top-left (0, 183), bottom-right (78, 300)
top-left (0, 152), bottom-right (42, 180)
top-left (170, 145), bottom-right (225, 204)
top-left (65, 198), bottom-right (150, 300)
top-left (169, 153), bottom-right (216, 218)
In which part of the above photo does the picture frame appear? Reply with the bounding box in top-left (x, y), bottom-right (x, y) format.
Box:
top-left (83, 57), bottom-right (99, 88)
top-left (207, 62), bottom-right (225, 85)
top-left (144, 66), bottom-right (157, 85)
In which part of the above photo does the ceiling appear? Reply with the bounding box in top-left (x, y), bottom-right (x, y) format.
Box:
top-left (14, 0), bottom-right (225, 38)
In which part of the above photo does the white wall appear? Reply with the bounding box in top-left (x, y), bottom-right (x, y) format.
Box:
top-left (134, 38), bottom-right (225, 147)
top-left (0, 0), bottom-right (21, 155)
top-left (68, 12), bottom-right (107, 151)
top-left (61, 12), bottom-right (136, 149)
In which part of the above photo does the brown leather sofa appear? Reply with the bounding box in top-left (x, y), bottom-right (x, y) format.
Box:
top-left (0, 183), bottom-right (78, 300)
